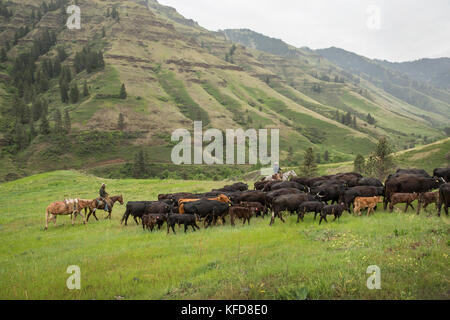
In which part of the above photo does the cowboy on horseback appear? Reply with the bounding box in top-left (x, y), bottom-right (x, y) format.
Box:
top-left (99, 183), bottom-right (109, 211)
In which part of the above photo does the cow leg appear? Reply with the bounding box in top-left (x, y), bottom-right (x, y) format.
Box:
top-left (319, 216), bottom-right (323, 225)
top-left (389, 203), bottom-right (394, 212)
top-left (133, 216), bottom-right (139, 225)
top-left (184, 225), bottom-right (188, 233)
top-left (269, 211), bottom-right (275, 226)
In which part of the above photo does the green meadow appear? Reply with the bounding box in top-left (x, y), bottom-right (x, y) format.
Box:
top-left (0, 170), bottom-right (449, 300)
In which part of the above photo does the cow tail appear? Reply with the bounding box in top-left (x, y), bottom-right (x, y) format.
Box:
top-left (121, 207), bottom-right (129, 224)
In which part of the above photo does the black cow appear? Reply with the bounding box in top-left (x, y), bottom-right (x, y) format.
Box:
top-left (121, 201), bottom-right (172, 226)
top-left (433, 168), bottom-right (450, 182)
top-left (333, 173), bottom-right (362, 187)
top-left (213, 182), bottom-right (248, 192)
top-left (270, 193), bottom-right (316, 225)
top-left (384, 176), bottom-right (444, 210)
top-left (297, 201), bottom-right (325, 222)
top-left (340, 186), bottom-right (383, 213)
top-left (230, 191), bottom-right (267, 208)
top-left (314, 184), bottom-right (347, 205)
top-left (254, 180), bottom-right (272, 190)
top-left (267, 181), bottom-right (308, 192)
top-left (395, 168), bottom-right (431, 178)
top-left (356, 177), bottom-right (383, 187)
top-left (319, 204), bottom-right (345, 225)
top-left (438, 183), bottom-right (450, 216)
top-left (265, 188), bottom-right (302, 209)
top-left (183, 199), bottom-right (230, 227)
top-left (167, 214), bottom-right (200, 234)
top-left (121, 201), bottom-right (153, 226)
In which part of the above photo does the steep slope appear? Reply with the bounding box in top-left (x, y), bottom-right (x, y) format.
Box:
top-left (0, 0), bottom-right (446, 182)
top-left (316, 47), bottom-right (450, 119)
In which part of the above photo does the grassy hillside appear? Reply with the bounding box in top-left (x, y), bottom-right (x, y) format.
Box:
top-left (0, 0), bottom-right (447, 182)
top-left (318, 138), bottom-right (450, 176)
top-left (0, 170), bottom-right (449, 300)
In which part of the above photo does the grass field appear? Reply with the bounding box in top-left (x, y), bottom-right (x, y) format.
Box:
top-left (0, 170), bottom-right (449, 300)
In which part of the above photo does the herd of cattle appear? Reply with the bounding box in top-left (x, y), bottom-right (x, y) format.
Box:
top-left (119, 167), bottom-right (450, 234)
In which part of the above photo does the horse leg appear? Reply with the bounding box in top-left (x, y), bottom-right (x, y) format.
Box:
top-left (45, 210), bottom-right (50, 230)
top-left (93, 209), bottom-right (99, 221)
top-left (78, 211), bottom-right (86, 225)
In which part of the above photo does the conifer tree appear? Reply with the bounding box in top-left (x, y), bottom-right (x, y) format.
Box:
top-left (301, 147), bottom-right (318, 177)
top-left (64, 109), bottom-right (71, 134)
top-left (69, 83), bottom-right (79, 103)
top-left (119, 83), bottom-right (127, 99)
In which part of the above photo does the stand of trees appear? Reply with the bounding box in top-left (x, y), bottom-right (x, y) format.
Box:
top-left (353, 137), bottom-right (395, 180)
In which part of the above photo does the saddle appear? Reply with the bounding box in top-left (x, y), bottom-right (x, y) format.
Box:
top-left (97, 197), bottom-right (110, 211)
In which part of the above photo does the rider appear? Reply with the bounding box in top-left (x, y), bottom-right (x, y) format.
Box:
top-left (99, 183), bottom-right (109, 211)
top-left (273, 162), bottom-right (282, 174)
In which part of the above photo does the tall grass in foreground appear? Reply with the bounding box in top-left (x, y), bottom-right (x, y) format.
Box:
top-left (0, 170), bottom-right (448, 300)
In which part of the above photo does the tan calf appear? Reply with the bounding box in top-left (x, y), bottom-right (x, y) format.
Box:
top-left (353, 196), bottom-right (383, 216)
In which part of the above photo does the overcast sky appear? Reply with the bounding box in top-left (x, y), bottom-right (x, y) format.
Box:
top-left (157, 0), bottom-right (450, 62)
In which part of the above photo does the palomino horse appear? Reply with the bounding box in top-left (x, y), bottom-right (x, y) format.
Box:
top-left (45, 199), bottom-right (90, 230)
top-left (87, 195), bottom-right (124, 221)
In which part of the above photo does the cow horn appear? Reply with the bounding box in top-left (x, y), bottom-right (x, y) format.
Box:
top-left (316, 193), bottom-right (325, 198)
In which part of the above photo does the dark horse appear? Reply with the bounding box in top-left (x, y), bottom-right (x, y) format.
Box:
top-left (87, 195), bottom-right (124, 221)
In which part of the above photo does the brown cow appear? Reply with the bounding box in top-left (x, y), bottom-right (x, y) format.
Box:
top-left (353, 196), bottom-right (382, 216)
top-left (229, 206), bottom-right (253, 226)
top-left (417, 192), bottom-right (439, 215)
top-left (389, 193), bottom-right (419, 213)
top-left (240, 201), bottom-right (266, 217)
top-left (178, 194), bottom-right (230, 214)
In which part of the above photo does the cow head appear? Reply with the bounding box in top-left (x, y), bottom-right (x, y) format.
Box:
top-left (434, 177), bottom-right (446, 187)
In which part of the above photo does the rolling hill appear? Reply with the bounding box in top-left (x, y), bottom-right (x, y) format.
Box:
top-left (0, 0), bottom-right (448, 182)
